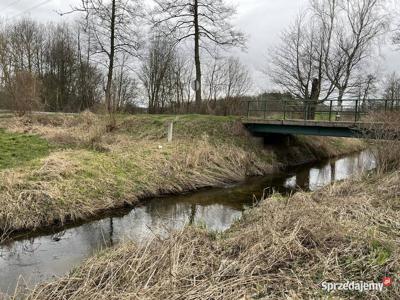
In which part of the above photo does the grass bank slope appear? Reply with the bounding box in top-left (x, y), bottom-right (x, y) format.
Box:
top-left (0, 113), bottom-right (363, 235)
top-left (25, 171), bottom-right (400, 300)
top-left (0, 129), bottom-right (49, 169)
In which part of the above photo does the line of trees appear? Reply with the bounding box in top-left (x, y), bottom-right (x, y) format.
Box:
top-left (67, 0), bottom-right (144, 127)
top-left (151, 0), bottom-right (246, 111)
top-left (383, 72), bottom-right (400, 106)
top-left (139, 36), bottom-right (252, 115)
top-left (0, 18), bottom-right (139, 115)
top-left (1, 0), bottom-right (400, 120)
top-left (0, 0), bottom-right (248, 119)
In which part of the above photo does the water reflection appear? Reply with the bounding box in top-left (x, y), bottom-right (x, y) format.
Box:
top-left (284, 151), bottom-right (376, 191)
top-left (0, 150), bottom-right (375, 294)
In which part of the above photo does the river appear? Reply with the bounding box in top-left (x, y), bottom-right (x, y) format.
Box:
top-left (0, 150), bottom-right (375, 295)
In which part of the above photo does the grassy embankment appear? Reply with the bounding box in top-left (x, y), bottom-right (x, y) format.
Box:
top-left (0, 113), bottom-right (363, 236)
top-left (23, 169), bottom-right (400, 299)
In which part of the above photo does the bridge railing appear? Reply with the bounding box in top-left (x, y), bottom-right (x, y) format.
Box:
top-left (246, 98), bottom-right (400, 122)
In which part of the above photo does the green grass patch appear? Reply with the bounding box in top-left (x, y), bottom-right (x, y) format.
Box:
top-left (0, 129), bottom-right (50, 169)
top-left (370, 240), bottom-right (392, 265)
top-left (118, 114), bottom-right (245, 146)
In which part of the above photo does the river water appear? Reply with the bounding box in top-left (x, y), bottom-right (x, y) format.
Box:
top-left (0, 150), bottom-right (375, 295)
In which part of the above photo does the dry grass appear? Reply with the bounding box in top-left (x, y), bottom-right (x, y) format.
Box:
top-left (2, 111), bottom-right (110, 151)
top-left (0, 114), bottom-right (273, 234)
top-left (0, 140), bottom-right (268, 234)
top-left (21, 171), bottom-right (400, 300)
top-left (0, 113), bottom-right (365, 235)
top-left (362, 112), bottom-right (400, 174)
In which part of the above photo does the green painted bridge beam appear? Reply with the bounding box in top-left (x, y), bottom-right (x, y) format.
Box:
top-left (244, 123), bottom-right (363, 138)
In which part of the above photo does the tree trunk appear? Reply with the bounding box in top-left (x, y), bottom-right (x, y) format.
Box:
top-left (193, 0), bottom-right (202, 113)
top-left (307, 78), bottom-right (320, 120)
top-left (337, 89), bottom-right (344, 109)
top-left (105, 0), bottom-right (116, 129)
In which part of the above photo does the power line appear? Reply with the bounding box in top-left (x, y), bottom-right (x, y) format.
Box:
top-left (9, 0), bottom-right (54, 20)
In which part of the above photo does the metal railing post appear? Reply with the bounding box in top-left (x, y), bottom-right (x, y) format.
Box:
top-left (329, 99), bottom-right (333, 122)
top-left (283, 99), bottom-right (287, 120)
top-left (247, 101), bottom-right (250, 118)
top-left (354, 99), bottom-right (359, 123)
top-left (263, 100), bottom-right (267, 120)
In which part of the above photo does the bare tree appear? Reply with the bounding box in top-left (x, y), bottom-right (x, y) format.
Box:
top-left (113, 54), bottom-right (139, 111)
top-left (7, 19), bottom-right (44, 74)
top-left (220, 57), bottom-right (252, 115)
top-left (203, 53), bottom-right (226, 112)
top-left (10, 71), bottom-right (42, 115)
top-left (151, 0), bottom-right (245, 112)
top-left (383, 72), bottom-right (400, 108)
top-left (392, 4), bottom-right (400, 47)
top-left (0, 19), bottom-right (43, 115)
top-left (172, 52), bottom-right (194, 113)
top-left (0, 18), bottom-right (104, 114)
top-left (139, 36), bottom-right (176, 114)
top-left (42, 23), bottom-right (76, 111)
top-left (269, 16), bottom-right (333, 102)
top-left (268, 15), bottom-right (336, 119)
top-left (139, 35), bottom-right (196, 114)
top-left (0, 24), bottom-right (11, 100)
top-left (314, 0), bottom-right (386, 106)
top-left (269, 0), bottom-right (386, 120)
top-left (66, 0), bottom-right (143, 127)
top-left (357, 74), bottom-right (377, 102)
top-left (76, 26), bottom-right (103, 112)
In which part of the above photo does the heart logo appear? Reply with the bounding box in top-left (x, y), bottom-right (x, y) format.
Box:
top-left (383, 277), bottom-right (393, 287)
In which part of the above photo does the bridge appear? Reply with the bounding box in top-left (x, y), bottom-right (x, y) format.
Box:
top-left (243, 98), bottom-right (400, 139)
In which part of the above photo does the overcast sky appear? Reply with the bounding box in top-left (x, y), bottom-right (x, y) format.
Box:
top-left (1, 0), bottom-right (400, 94)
